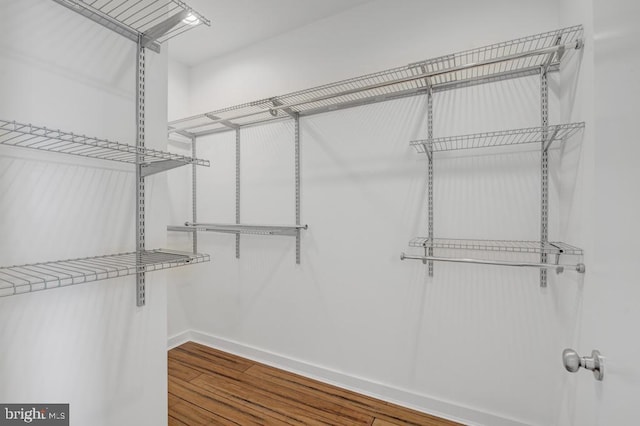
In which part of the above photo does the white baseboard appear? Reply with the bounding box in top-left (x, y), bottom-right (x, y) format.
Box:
top-left (167, 330), bottom-right (194, 350)
top-left (168, 329), bottom-right (529, 426)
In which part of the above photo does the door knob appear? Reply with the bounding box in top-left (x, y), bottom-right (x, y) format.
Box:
top-left (562, 348), bottom-right (604, 381)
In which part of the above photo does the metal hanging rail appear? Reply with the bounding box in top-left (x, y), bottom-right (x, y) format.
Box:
top-left (168, 223), bottom-right (308, 237)
top-left (0, 118), bottom-right (210, 175)
top-left (168, 26), bottom-right (583, 137)
top-left (400, 253), bottom-right (585, 274)
top-left (0, 250), bottom-right (210, 298)
top-left (52, 0), bottom-right (210, 53)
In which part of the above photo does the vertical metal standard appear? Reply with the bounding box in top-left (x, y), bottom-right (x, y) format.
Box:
top-left (294, 114), bottom-right (301, 265)
top-left (191, 135), bottom-right (198, 254)
top-left (135, 37), bottom-right (146, 306)
top-left (427, 86), bottom-right (434, 276)
top-left (235, 129), bottom-right (241, 259)
top-left (540, 67), bottom-right (549, 287)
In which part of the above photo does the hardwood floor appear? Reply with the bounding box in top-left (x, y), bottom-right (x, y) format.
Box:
top-left (168, 342), bottom-right (462, 426)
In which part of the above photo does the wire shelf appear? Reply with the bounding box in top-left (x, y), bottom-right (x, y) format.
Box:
top-left (0, 119), bottom-right (209, 172)
top-left (169, 25), bottom-right (583, 136)
top-left (410, 122), bottom-right (585, 154)
top-left (168, 223), bottom-right (308, 237)
top-left (0, 249), bottom-right (210, 298)
top-left (409, 237), bottom-right (583, 256)
top-left (53, 0), bottom-right (210, 51)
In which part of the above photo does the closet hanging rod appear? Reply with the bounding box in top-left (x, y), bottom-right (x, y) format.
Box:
top-left (185, 222), bottom-right (308, 229)
top-left (170, 40), bottom-right (581, 132)
top-left (399, 253), bottom-right (586, 273)
top-left (169, 222), bottom-right (308, 236)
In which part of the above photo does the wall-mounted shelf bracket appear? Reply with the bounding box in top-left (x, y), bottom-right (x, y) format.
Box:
top-left (142, 159), bottom-right (198, 177)
top-left (140, 9), bottom-right (189, 48)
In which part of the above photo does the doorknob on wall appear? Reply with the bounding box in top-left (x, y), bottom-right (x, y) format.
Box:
top-left (562, 348), bottom-right (604, 381)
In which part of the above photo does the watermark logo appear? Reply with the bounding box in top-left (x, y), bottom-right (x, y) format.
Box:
top-left (0, 405), bottom-right (68, 425)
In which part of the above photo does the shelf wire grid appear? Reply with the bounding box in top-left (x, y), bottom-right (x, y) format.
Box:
top-left (169, 25), bottom-right (583, 136)
top-left (408, 238), bottom-right (583, 256)
top-left (0, 119), bottom-right (209, 167)
top-left (410, 122), bottom-right (585, 153)
top-left (59, 0), bottom-right (210, 44)
top-left (0, 249), bottom-right (210, 297)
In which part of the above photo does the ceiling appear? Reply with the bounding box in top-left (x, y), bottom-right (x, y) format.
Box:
top-left (167, 0), bottom-right (372, 67)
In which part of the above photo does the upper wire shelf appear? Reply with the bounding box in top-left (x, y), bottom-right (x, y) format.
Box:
top-left (408, 237), bottom-right (583, 256)
top-left (411, 122), bottom-right (585, 154)
top-left (0, 249), bottom-right (210, 298)
top-left (52, 0), bottom-right (210, 52)
top-left (168, 222), bottom-right (308, 237)
top-left (169, 25), bottom-right (583, 137)
top-left (0, 119), bottom-right (209, 175)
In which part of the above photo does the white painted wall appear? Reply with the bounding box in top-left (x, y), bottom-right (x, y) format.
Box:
top-left (166, 0), bottom-right (614, 425)
top-left (168, 59), bottom-right (190, 122)
top-left (556, 0), bottom-right (640, 424)
top-left (0, 1), bottom-right (169, 425)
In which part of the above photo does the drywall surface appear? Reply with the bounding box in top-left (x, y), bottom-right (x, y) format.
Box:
top-left (165, 1), bottom-right (598, 424)
top-left (0, 1), bottom-right (169, 425)
top-left (168, 59), bottom-right (190, 122)
top-left (555, 0), bottom-right (640, 424)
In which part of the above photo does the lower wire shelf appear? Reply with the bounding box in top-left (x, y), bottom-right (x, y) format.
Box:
top-left (0, 249), bottom-right (210, 297)
top-left (168, 222), bottom-right (308, 237)
top-left (402, 238), bottom-right (585, 273)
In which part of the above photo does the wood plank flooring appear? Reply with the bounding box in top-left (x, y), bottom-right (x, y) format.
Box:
top-left (168, 342), bottom-right (462, 426)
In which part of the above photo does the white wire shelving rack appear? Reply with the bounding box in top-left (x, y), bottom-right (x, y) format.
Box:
top-left (0, 250), bottom-right (209, 298)
top-left (0, 119), bottom-right (210, 176)
top-left (397, 25), bottom-right (586, 283)
top-left (402, 127), bottom-right (587, 278)
top-left (167, 25), bottom-right (585, 273)
top-left (168, 26), bottom-right (583, 137)
top-left (410, 123), bottom-right (585, 154)
top-left (0, 1), bottom-right (211, 300)
top-left (168, 122), bottom-right (307, 265)
top-left (52, 0), bottom-right (210, 53)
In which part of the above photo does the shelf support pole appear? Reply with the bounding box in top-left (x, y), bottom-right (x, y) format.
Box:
top-left (235, 128), bottom-right (241, 259)
top-left (191, 135), bottom-right (198, 254)
top-left (135, 36), bottom-right (146, 306)
top-left (539, 35), bottom-right (563, 287)
top-left (540, 67), bottom-right (549, 287)
top-left (294, 113), bottom-right (301, 264)
top-left (427, 84), bottom-right (434, 277)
